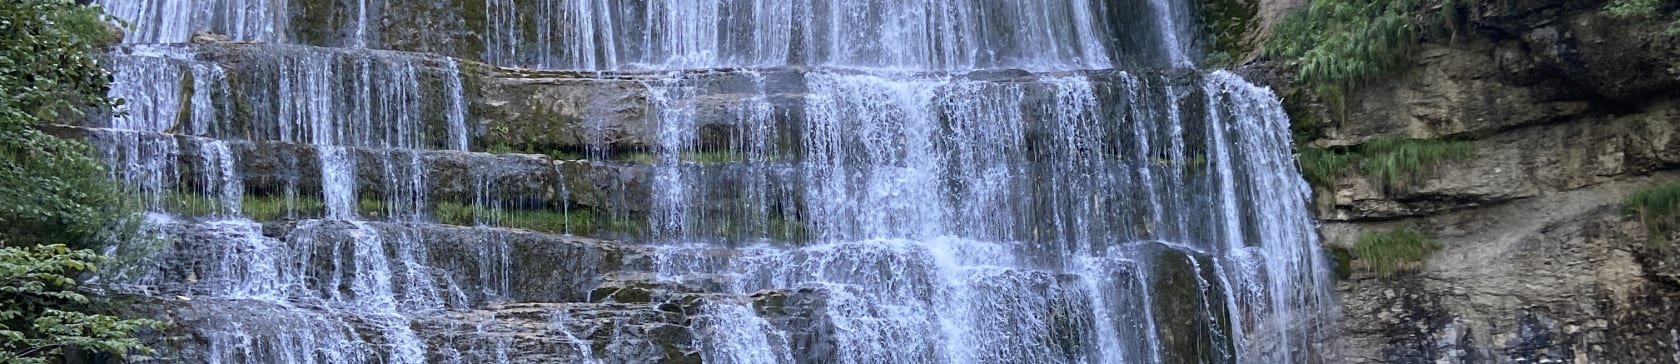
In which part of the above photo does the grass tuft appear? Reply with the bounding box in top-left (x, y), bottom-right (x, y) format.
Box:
top-left (1357, 137), bottom-right (1475, 188)
top-left (1298, 137), bottom-right (1473, 189)
top-left (1299, 147), bottom-right (1355, 187)
top-left (1268, 0), bottom-right (1458, 112)
top-left (1624, 182), bottom-right (1680, 245)
top-left (1353, 228), bottom-right (1441, 276)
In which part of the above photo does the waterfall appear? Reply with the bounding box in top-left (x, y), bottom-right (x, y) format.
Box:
top-left (100, 0), bottom-right (287, 43)
top-left (477, 0), bottom-right (1126, 70)
top-left (91, 0), bottom-right (1337, 363)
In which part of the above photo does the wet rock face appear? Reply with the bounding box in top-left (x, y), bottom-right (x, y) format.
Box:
top-left (751, 288), bottom-right (841, 364)
top-left (1494, 3), bottom-right (1678, 101)
top-left (1296, 1), bottom-right (1679, 149)
top-left (1318, 106), bottom-right (1680, 220)
top-left (1331, 202), bottom-right (1680, 363)
top-left (411, 302), bottom-right (702, 364)
top-left (126, 219), bottom-right (723, 364)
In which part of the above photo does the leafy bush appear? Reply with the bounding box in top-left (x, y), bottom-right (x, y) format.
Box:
top-left (1353, 228), bottom-right (1441, 276)
top-left (1298, 137), bottom-right (1473, 189)
top-left (1, 1), bottom-right (165, 360)
top-left (0, 245), bottom-right (163, 363)
top-left (1624, 182), bottom-right (1680, 245)
top-left (0, 0), bottom-right (133, 249)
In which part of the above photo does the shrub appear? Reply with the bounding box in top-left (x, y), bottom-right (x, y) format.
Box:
top-left (0, 244), bottom-right (164, 363)
top-left (0, 2), bottom-right (164, 360)
top-left (0, 0), bottom-right (138, 250)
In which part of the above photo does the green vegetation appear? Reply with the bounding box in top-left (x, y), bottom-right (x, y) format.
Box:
top-left (356, 198), bottom-right (390, 218)
top-left (1327, 246), bottom-right (1355, 280)
top-left (1, 245), bottom-right (164, 363)
top-left (1282, 89), bottom-right (1326, 146)
top-left (1603, 0), bottom-right (1680, 79)
top-left (693, 216), bottom-right (810, 243)
top-left (1623, 182), bottom-right (1680, 245)
top-left (613, 152), bottom-right (657, 164)
top-left (1268, 0), bottom-right (1458, 111)
top-left (167, 192), bottom-right (655, 238)
top-left (1, 1), bottom-right (164, 359)
top-left (0, 0), bottom-right (133, 249)
top-left (244, 195), bottom-right (326, 221)
top-left (1353, 228), bottom-right (1441, 276)
top-left (486, 122), bottom-right (514, 154)
top-left (545, 149), bottom-right (586, 161)
top-left (1606, 0), bottom-right (1663, 17)
top-left (1298, 147), bottom-right (1354, 187)
top-left (610, 151), bottom-right (758, 165)
top-left (433, 201), bottom-right (641, 236)
top-left (163, 192), bottom-right (329, 221)
top-left (1198, 0), bottom-right (1261, 65)
top-left (1299, 137), bottom-right (1473, 189)
top-left (162, 192), bottom-right (224, 217)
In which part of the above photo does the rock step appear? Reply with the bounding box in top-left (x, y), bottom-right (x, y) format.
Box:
top-left (133, 296), bottom-right (711, 364)
top-left (107, 43), bottom-right (1223, 159)
top-left (414, 301), bottom-right (714, 364)
top-left (132, 219), bottom-right (653, 309)
top-left (69, 126), bottom-right (813, 238)
top-left (71, 121), bottom-right (1238, 246)
top-left (122, 0), bottom-right (1178, 73)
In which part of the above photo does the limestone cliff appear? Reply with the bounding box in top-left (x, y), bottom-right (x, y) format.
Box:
top-left (1237, 0), bottom-right (1680, 362)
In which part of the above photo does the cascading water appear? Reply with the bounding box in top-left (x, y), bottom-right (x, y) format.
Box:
top-left (90, 0), bottom-right (1338, 363)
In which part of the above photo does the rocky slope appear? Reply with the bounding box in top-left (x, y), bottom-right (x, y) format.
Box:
top-left (1237, 0), bottom-right (1680, 362)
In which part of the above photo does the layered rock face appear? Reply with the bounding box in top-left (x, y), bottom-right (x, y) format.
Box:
top-left (88, 0), bottom-right (1344, 363)
top-left (1254, 0), bottom-right (1680, 362)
